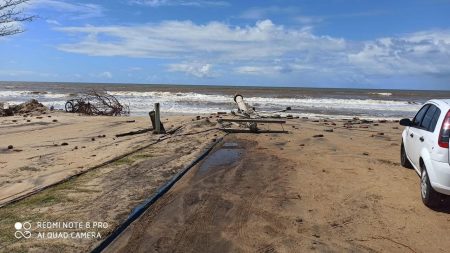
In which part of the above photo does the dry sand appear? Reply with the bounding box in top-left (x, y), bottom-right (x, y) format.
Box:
top-left (0, 112), bottom-right (224, 252)
top-left (0, 112), bottom-right (191, 206)
top-left (2, 115), bottom-right (450, 253)
top-left (107, 118), bottom-right (450, 253)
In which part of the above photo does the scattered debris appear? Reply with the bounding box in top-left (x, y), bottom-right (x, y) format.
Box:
top-left (116, 128), bottom-right (152, 137)
top-left (65, 90), bottom-right (130, 116)
top-left (218, 94), bottom-right (287, 133)
top-left (0, 99), bottom-right (48, 117)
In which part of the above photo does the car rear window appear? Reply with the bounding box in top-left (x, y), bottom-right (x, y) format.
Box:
top-left (421, 105), bottom-right (437, 130)
top-left (413, 104), bottom-right (430, 127)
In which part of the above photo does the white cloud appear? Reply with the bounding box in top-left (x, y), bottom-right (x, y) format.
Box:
top-left (168, 63), bottom-right (213, 78)
top-left (53, 19), bottom-right (450, 81)
top-left (46, 19), bottom-right (61, 25)
top-left (235, 64), bottom-right (313, 75)
top-left (348, 30), bottom-right (450, 77)
top-left (0, 69), bottom-right (58, 78)
top-left (98, 71), bottom-right (112, 78)
top-left (129, 0), bottom-right (229, 7)
top-left (29, 0), bottom-right (104, 19)
top-left (55, 19), bottom-right (346, 61)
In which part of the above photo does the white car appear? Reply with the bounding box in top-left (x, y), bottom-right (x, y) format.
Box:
top-left (400, 99), bottom-right (450, 208)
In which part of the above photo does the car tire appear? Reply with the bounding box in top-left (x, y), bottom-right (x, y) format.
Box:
top-left (420, 166), bottom-right (442, 208)
top-left (65, 101), bottom-right (74, 113)
top-left (400, 142), bottom-right (413, 169)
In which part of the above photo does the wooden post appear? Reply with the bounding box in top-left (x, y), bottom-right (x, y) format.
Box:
top-left (155, 103), bottom-right (161, 134)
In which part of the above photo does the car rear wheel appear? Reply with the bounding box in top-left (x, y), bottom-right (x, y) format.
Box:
top-left (400, 142), bottom-right (413, 169)
top-left (421, 167), bottom-right (442, 208)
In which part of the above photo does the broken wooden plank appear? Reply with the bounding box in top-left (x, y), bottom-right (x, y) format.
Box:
top-left (115, 128), bottom-right (152, 137)
top-left (218, 118), bottom-right (286, 124)
top-left (220, 128), bottom-right (288, 134)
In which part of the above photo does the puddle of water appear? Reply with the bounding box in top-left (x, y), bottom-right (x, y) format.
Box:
top-left (198, 142), bottom-right (243, 174)
top-left (222, 142), bottom-right (239, 148)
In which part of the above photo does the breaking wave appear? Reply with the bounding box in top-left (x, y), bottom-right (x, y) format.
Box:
top-left (0, 90), bottom-right (421, 118)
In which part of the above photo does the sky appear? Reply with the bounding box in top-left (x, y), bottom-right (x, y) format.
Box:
top-left (0, 0), bottom-right (449, 90)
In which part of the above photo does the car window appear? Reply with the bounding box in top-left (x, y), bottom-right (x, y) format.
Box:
top-left (412, 104), bottom-right (430, 127)
top-left (421, 105), bottom-right (437, 130)
top-left (429, 107), bottom-right (441, 132)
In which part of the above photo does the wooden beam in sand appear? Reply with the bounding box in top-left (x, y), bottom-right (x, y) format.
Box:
top-left (149, 104), bottom-right (166, 134)
top-left (218, 118), bottom-right (286, 124)
top-left (155, 103), bottom-right (161, 134)
top-left (220, 128), bottom-right (288, 134)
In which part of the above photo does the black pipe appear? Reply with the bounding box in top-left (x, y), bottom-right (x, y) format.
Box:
top-left (91, 136), bottom-right (225, 253)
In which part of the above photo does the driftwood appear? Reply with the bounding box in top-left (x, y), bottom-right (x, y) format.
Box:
top-left (115, 128), bottom-right (153, 137)
top-left (115, 126), bottom-right (182, 138)
top-left (149, 111), bottom-right (166, 134)
top-left (220, 94), bottom-right (287, 133)
top-left (0, 99), bottom-right (47, 116)
top-left (218, 118), bottom-right (286, 124)
top-left (65, 90), bottom-right (130, 116)
top-left (220, 128), bottom-right (288, 134)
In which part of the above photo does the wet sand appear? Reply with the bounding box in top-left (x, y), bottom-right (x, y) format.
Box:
top-left (107, 119), bottom-right (450, 253)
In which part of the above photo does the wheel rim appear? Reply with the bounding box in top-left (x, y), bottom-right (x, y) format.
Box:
top-left (421, 170), bottom-right (428, 199)
top-left (65, 102), bottom-right (73, 112)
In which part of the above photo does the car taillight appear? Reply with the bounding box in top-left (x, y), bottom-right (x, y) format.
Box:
top-left (438, 110), bottom-right (450, 148)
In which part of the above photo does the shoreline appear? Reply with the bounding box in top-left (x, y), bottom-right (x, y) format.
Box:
top-left (0, 83), bottom-right (437, 119)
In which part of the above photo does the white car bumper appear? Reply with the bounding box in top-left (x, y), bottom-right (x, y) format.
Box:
top-left (430, 159), bottom-right (450, 195)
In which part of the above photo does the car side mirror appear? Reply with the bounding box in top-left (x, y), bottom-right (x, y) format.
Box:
top-left (399, 118), bottom-right (412, 126)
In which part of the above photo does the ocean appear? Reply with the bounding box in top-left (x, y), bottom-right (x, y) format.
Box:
top-left (1, 82), bottom-right (449, 119)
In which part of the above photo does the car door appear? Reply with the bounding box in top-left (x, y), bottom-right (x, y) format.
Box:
top-left (407, 104), bottom-right (430, 169)
top-left (418, 105), bottom-right (440, 160)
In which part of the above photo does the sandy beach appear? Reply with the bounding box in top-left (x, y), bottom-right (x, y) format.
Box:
top-left (1, 110), bottom-right (450, 252)
top-left (106, 119), bottom-right (450, 253)
top-left (2, 0), bottom-right (450, 251)
top-left (0, 111), bottom-right (194, 206)
top-left (0, 111), bottom-right (224, 252)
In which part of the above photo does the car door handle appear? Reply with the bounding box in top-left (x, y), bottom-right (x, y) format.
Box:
top-left (420, 136), bottom-right (424, 142)
top-left (410, 133), bottom-right (414, 138)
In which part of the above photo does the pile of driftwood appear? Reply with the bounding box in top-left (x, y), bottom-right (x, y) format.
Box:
top-left (65, 90), bottom-right (129, 116)
top-left (0, 99), bottom-right (47, 117)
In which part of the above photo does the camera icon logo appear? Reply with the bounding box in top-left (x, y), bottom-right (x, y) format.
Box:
top-left (14, 222), bottom-right (32, 239)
